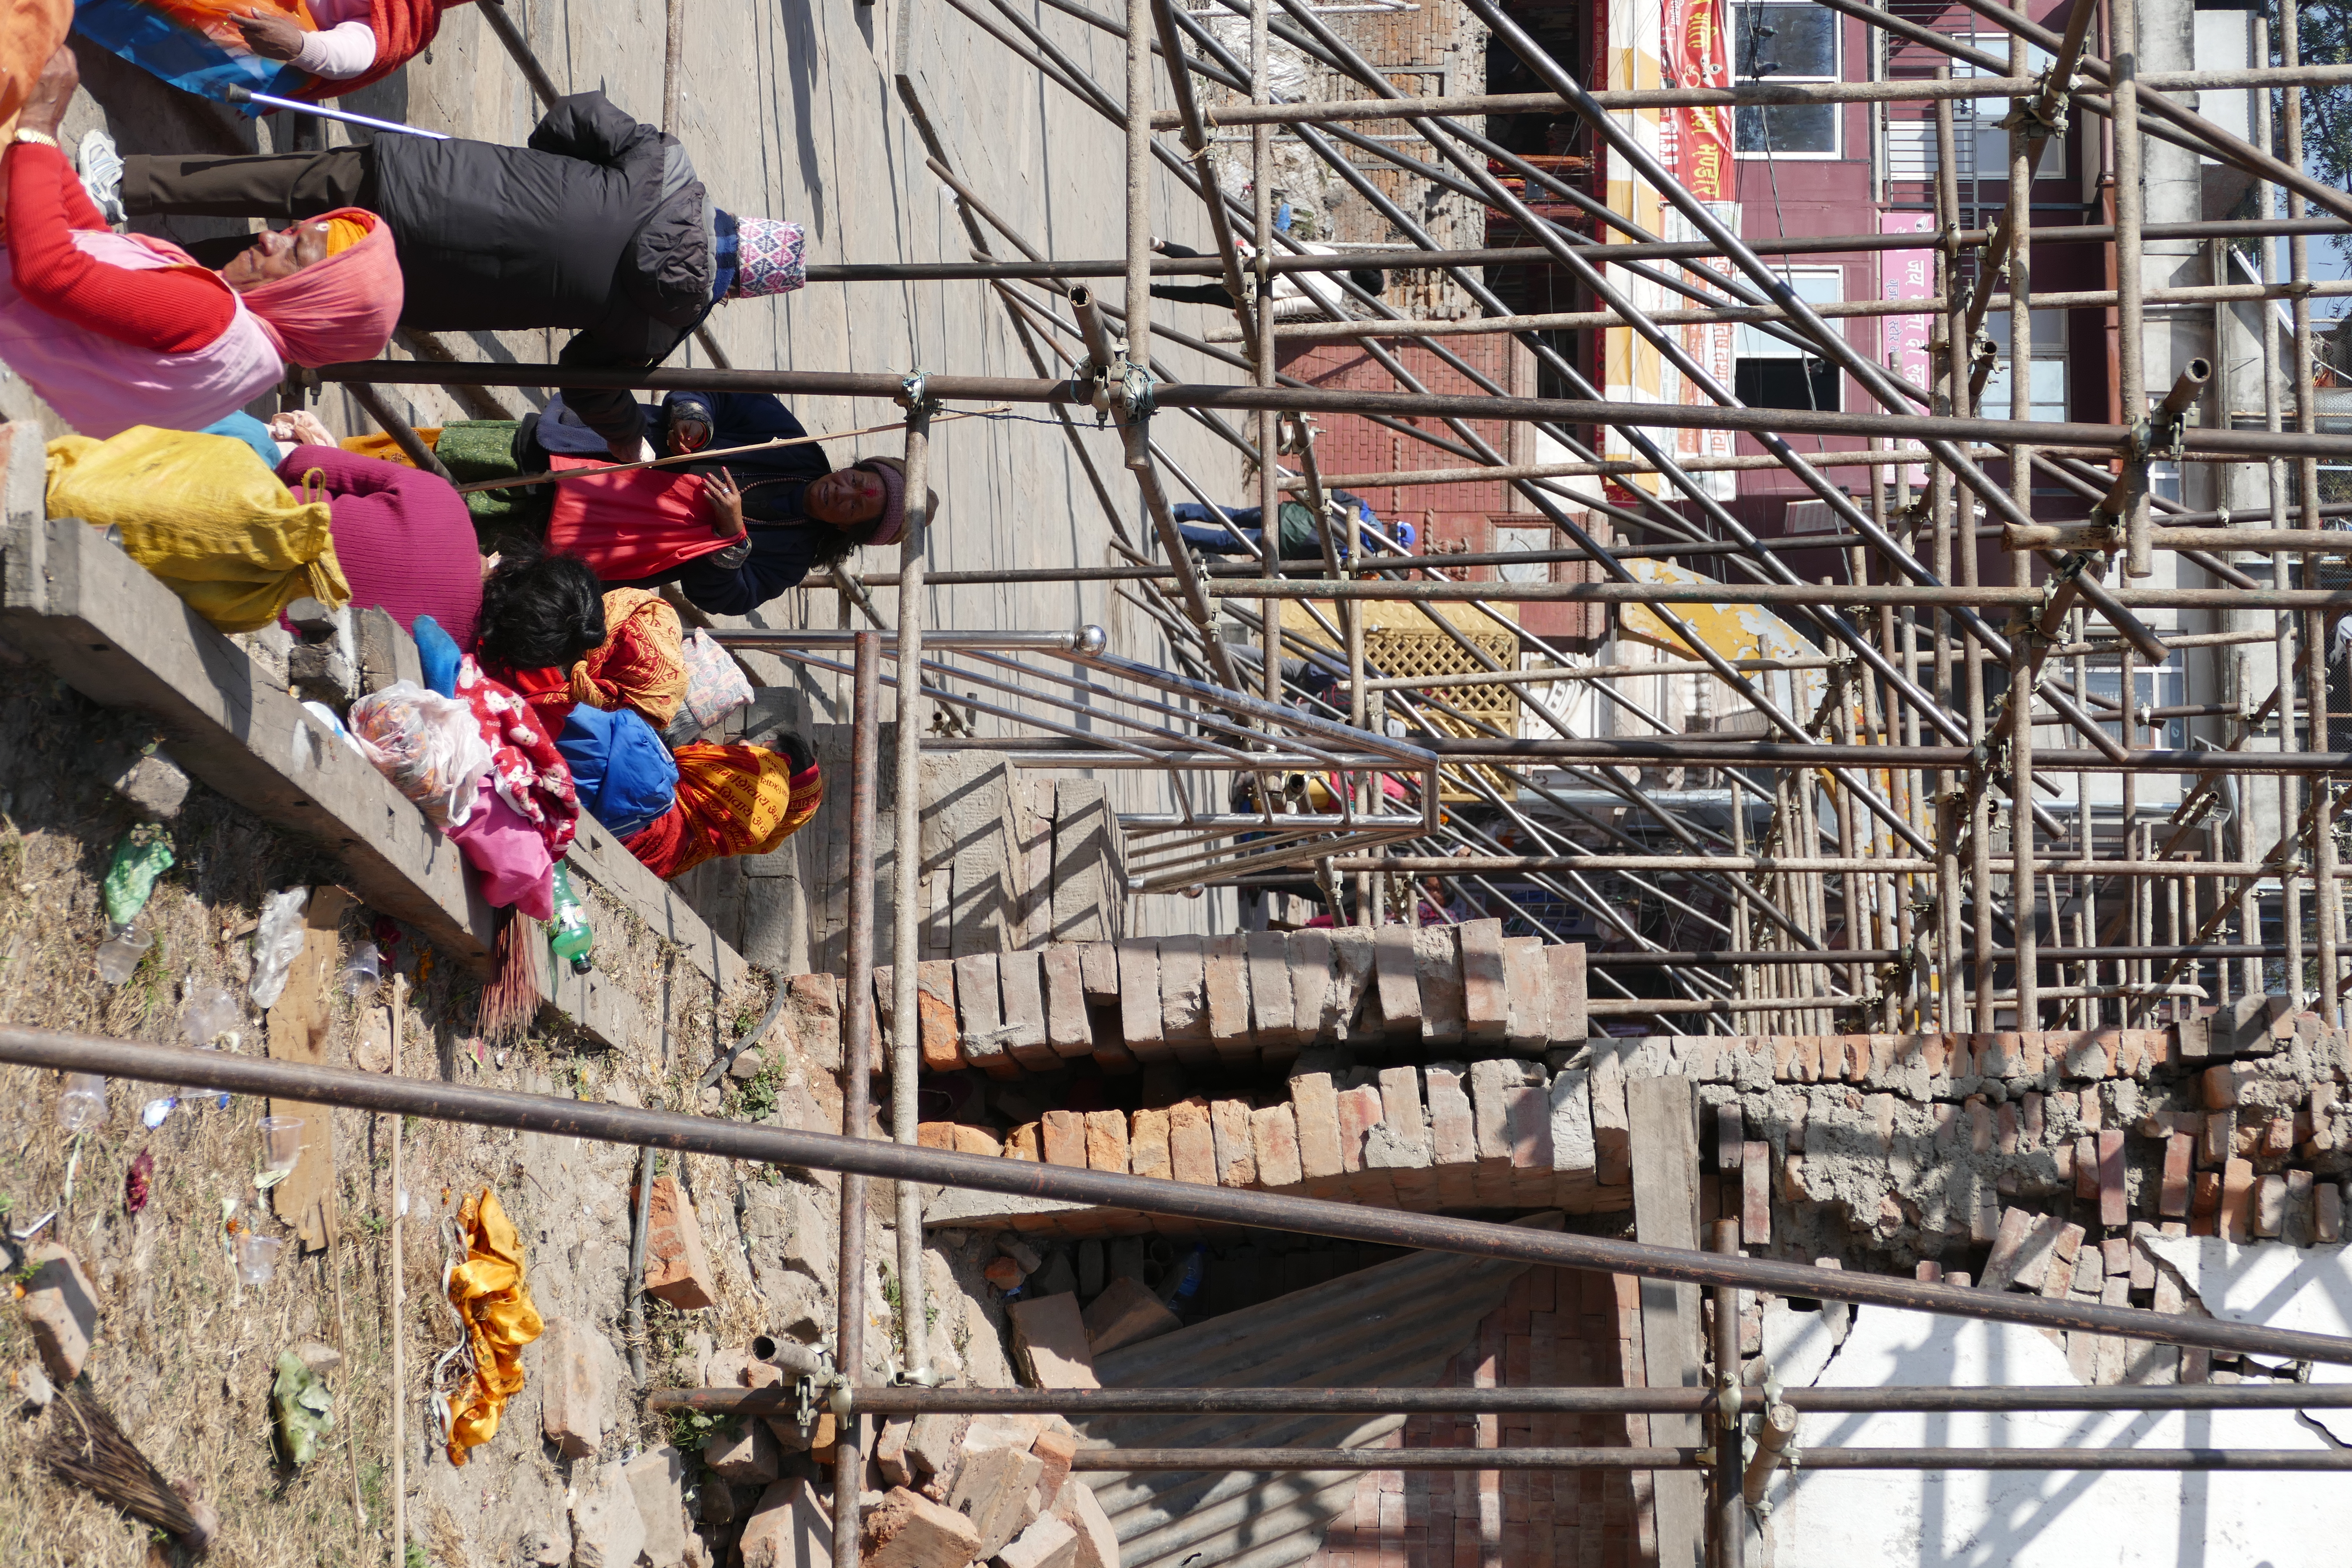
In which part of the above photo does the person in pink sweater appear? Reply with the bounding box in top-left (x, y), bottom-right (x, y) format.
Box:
top-left (276, 445), bottom-right (482, 649)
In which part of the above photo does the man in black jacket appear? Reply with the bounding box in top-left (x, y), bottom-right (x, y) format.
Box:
top-left (115, 92), bottom-right (805, 457)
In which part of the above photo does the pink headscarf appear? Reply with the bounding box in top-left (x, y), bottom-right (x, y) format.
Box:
top-left (239, 208), bottom-right (404, 368)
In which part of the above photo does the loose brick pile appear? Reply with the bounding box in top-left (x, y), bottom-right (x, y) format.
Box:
top-left (749, 919), bottom-right (1590, 1080)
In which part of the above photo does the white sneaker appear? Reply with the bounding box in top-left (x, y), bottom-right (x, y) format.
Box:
top-left (77, 129), bottom-right (125, 226)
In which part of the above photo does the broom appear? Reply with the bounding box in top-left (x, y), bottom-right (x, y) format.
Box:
top-left (476, 909), bottom-right (542, 1046)
top-left (41, 1387), bottom-right (219, 1553)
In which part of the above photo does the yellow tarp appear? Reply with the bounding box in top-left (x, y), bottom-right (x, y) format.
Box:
top-left (46, 427), bottom-right (349, 633)
top-left (443, 1188), bottom-right (543, 1466)
top-left (1617, 557), bottom-right (1829, 720)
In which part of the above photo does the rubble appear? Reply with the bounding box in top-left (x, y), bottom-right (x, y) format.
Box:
top-left (19, 1244), bottom-right (99, 1384)
top-left (740, 1477), bottom-right (832, 1568)
top-left (1007, 1294), bottom-right (1098, 1388)
top-left (570, 1459), bottom-right (648, 1568)
top-left (645, 1175), bottom-right (719, 1310)
top-left (539, 1317), bottom-right (610, 1458)
top-left (863, 1485), bottom-right (983, 1568)
top-left (946, 1445), bottom-right (1044, 1559)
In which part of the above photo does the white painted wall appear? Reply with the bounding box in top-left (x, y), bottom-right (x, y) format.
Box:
top-left (1759, 1242), bottom-right (2352, 1567)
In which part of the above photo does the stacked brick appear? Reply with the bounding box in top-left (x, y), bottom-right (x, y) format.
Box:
top-left (1312, 1267), bottom-right (1652, 1568)
top-left (755, 919), bottom-right (1589, 1080)
top-left (924, 1053), bottom-right (1627, 1235)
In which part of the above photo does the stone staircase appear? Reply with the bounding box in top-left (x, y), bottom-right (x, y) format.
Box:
top-left (668, 704), bottom-right (1126, 977)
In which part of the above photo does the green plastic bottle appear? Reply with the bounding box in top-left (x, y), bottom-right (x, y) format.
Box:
top-left (548, 864), bottom-right (595, 975)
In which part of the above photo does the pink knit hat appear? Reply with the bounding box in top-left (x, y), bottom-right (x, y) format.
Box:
top-left (854, 456), bottom-right (938, 549)
top-left (239, 209), bottom-right (404, 368)
top-left (727, 217), bottom-right (807, 299)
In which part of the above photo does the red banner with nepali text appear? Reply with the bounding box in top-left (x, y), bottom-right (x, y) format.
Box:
top-left (1666, 0), bottom-right (1732, 202)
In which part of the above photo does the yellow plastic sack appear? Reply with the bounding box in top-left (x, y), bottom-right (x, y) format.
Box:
top-left (46, 427), bottom-right (351, 633)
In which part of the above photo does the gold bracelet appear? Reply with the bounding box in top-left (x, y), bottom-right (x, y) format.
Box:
top-left (10, 129), bottom-right (59, 149)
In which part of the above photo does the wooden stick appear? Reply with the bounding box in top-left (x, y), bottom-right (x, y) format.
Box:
top-left (452, 405), bottom-right (1011, 493)
top-left (388, 973), bottom-right (406, 1567)
top-left (334, 1224), bottom-right (367, 1555)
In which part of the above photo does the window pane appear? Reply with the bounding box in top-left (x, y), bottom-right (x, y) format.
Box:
top-left (1980, 357), bottom-right (2067, 421)
top-left (1734, 5), bottom-right (1836, 78)
top-left (1737, 103), bottom-right (1836, 153)
top-left (1735, 357), bottom-right (1841, 411)
top-left (1735, 270), bottom-right (1843, 357)
top-left (1984, 310), bottom-right (2066, 353)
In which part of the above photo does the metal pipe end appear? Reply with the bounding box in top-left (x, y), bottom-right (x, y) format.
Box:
top-left (1073, 624), bottom-right (1109, 658)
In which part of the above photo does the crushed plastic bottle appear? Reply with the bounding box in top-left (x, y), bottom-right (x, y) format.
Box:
top-left (57, 1072), bottom-right (106, 1132)
top-left (101, 827), bottom-right (174, 929)
top-left (340, 941), bottom-right (382, 1002)
top-left (548, 864), bottom-right (594, 975)
top-left (248, 889), bottom-right (311, 1010)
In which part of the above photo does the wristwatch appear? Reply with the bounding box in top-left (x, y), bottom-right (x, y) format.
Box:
top-left (11, 129), bottom-right (59, 149)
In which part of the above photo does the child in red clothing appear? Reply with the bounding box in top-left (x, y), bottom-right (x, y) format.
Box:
top-left (0, 47), bottom-right (401, 436)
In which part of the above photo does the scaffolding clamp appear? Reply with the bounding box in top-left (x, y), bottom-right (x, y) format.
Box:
top-left (895, 370), bottom-right (939, 414)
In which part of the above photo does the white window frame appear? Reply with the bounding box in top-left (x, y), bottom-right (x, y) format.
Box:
top-left (1734, 267), bottom-right (1847, 411)
top-left (1954, 34), bottom-right (2064, 181)
top-left (1732, 2), bottom-right (1842, 161)
top-left (1981, 308), bottom-right (2070, 424)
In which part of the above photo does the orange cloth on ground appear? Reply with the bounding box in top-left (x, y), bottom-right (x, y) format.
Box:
top-left (569, 588), bottom-right (688, 726)
top-left (340, 428), bottom-right (444, 468)
top-left (0, 1), bottom-right (72, 128)
top-left (627, 743), bottom-right (820, 879)
top-left (442, 1188), bottom-right (542, 1467)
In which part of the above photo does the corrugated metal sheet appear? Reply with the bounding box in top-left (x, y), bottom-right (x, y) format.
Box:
top-left (1078, 1215), bottom-right (1560, 1568)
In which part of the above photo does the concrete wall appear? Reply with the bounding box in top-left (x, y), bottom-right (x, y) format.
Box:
top-left (1763, 1240), bottom-right (2352, 1566)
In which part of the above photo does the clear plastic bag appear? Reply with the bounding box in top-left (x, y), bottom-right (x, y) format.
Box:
top-left (248, 888), bottom-right (310, 1011)
top-left (678, 629), bottom-right (755, 732)
top-left (346, 680), bottom-right (495, 829)
top-left (181, 985), bottom-right (242, 1046)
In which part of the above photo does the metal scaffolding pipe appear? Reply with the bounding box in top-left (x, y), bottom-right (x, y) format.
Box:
top-left (1140, 63), bottom-right (2352, 126)
top-left (782, 216), bottom-right (2346, 282)
top-left (1061, 1446), bottom-right (2352, 1473)
top-left (306, 361), bottom-right (2352, 459)
top-left (834, 631), bottom-right (882, 1568)
top-left (890, 404), bottom-right (931, 1387)
top-left (5, 1029), bottom-right (2348, 1364)
top-left (646, 1383), bottom-right (2352, 1416)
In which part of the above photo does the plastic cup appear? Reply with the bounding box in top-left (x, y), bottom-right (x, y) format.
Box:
top-left (235, 1233), bottom-right (283, 1286)
top-left (57, 1072), bottom-right (106, 1132)
top-left (260, 1115), bottom-right (306, 1176)
top-left (341, 941), bottom-right (382, 1002)
top-left (95, 928), bottom-right (153, 986)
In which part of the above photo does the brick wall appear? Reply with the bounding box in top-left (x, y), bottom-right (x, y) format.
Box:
top-left (1281, 336), bottom-right (1607, 644)
top-left (1312, 1268), bottom-right (1652, 1568)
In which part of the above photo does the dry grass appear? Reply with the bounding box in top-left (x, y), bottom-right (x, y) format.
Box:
top-left (0, 677), bottom-right (783, 1566)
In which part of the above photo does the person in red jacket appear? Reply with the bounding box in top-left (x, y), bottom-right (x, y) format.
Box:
top-left (0, 47), bottom-right (401, 438)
